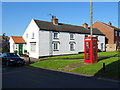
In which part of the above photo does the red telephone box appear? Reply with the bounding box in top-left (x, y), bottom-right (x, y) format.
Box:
top-left (84, 36), bottom-right (98, 63)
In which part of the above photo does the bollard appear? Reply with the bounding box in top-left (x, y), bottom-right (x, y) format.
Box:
top-left (29, 57), bottom-right (30, 64)
top-left (103, 63), bottom-right (106, 72)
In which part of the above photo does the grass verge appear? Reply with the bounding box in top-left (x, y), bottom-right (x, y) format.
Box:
top-left (30, 59), bottom-right (83, 70)
top-left (45, 51), bottom-right (118, 60)
top-left (30, 51), bottom-right (120, 80)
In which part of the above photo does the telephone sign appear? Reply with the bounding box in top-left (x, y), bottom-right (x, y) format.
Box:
top-left (84, 36), bottom-right (98, 63)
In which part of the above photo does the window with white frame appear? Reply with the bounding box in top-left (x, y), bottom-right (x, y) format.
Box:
top-left (30, 42), bottom-right (36, 52)
top-left (85, 34), bottom-right (88, 37)
top-left (15, 44), bottom-right (18, 49)
top-left (53, 42), bottom-right (59, 51)
top-left (53, 32), bottom-right (59, 39)
top-left (70, 42), bottom-right (75, 51)
top-left (13, 44), bottom-right (15, 50)
top-left (32, 32), bottom-right (35, 39)
top-left (70, 33), bottom-right (75, 40)
top-left (26, 34), bottom-right (28, 39)
top-left (115, 31), bottom-right (117, 36)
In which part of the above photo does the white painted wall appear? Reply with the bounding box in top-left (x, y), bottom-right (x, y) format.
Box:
top-left (21, 19), bottom-right (106, 58)
top-left (38, 31), bottom-right (106, 57)
top-left (9, 37), bottom-right (14, 53)
top-left (98, 36), bottom-right (105, 51)
top-left (52, 32), bottom-right (85, 55)
top-left (9, 37), bottom-right (27, 54)
top-left (23, 19), bottom-right (40, 58)
top-left (39, 30), bottom-right (50, 56)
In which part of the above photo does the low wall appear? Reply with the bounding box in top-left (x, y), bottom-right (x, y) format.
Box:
top-left (106, 44), bottom-right (117, 51)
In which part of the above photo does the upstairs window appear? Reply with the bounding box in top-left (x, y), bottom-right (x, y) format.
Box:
top-left (26, 34), bottom-right (28, 39)
top-left (53, 32), bottom-right (59, 39)
top-left (115, 31), bottom-right (117, 36)
top-left (70, 33), bottom-right (75, 40)
top-left (32, 32), bottom-right (34, 39)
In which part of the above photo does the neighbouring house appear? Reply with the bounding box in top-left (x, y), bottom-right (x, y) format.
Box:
top-left (92, 21), bottom-right (120, 51)
top-left (9, 36), bottom-right (26, 55)
top-left (9, 17), bottom-right (105, 58)
top-left (0, 35), bottom-right (10, 53)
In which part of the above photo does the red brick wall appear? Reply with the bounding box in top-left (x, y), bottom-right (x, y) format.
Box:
top-left (92, 22), bottom-right (114, 44)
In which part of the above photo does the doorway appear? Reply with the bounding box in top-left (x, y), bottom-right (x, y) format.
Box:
top-left (19, 44), bottom-right (23, 55)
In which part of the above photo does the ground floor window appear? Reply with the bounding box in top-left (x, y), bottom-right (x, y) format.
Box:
top-left (70, 43), bottom-right (75, 51)
top-left (30, 42), bottom-right (36, 52)
top-left (15, 44), bottom-right (18, 49)
top-left (53, 42), bottom-right (59, 51)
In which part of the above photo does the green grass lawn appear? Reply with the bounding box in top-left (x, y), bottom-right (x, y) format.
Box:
top-left (30, 59), bottom-right (83, 70)
top-left (45, 51), bottom-right (118, 60)
top-left (72, 57), bottom-right (120, 80)
top-left (30, 51), bottom-right (120, 80)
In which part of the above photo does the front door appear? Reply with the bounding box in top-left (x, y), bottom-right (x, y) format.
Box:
top-left (19, 44), bottom-right (23, 55)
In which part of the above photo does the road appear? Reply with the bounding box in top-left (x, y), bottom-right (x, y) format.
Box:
top-left (2, 65), bottom-right (120, 88)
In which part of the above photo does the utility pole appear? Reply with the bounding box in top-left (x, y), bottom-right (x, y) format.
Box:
top-left (90, 0), bottom-right (93, 36)
top-left (84, 0), bottom-right (98, 64)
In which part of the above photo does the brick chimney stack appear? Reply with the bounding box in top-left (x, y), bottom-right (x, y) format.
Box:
top-left (82, 23), bottom-right (88, 29)
top-left (108, 22), bottom-right (112, 26)
top-left (51, 16), bottom-right (58, 25)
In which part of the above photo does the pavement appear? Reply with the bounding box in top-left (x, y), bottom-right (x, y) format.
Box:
top-left (2, 64), bottom-right (120, 88)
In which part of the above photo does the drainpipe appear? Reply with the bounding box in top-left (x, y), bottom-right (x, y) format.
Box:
top-left (49, 31), bottom-right (53, 56)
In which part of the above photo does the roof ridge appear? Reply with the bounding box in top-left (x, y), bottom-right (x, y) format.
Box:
top-left (100, 22), bottom-right (120, 30)
top-left (34, 19), bottom-right (85, 28)
top-left (11, 36), bottom-right (22, 37)
top-left (34, 19), bottom-right (52, 24)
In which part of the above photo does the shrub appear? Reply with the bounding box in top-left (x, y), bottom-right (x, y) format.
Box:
top-left (117, 46), bottom-right (120, 49)
top-left (14, 50), bottom-right (18, 53)
top-left (24, 50), bottom-right (27, 53)
top-left (2, 46), bottom-right (10, 53)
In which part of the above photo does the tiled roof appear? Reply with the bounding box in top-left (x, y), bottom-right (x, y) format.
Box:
top-left (34, 19), bottom-right (104, 35)
top-left (102, 22), bottom-right (120, 31)
top-left (11, 36), bottom-right (26, 44)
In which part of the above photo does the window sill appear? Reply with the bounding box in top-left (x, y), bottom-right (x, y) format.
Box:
top-left (70, 49), bottom-right (75, 51)
top-left (53, 38), bottom-right (59, 39)
top-left (70, 39), bottom-right (75, 40)
top-left (53, 50), bottom-right (59, 51)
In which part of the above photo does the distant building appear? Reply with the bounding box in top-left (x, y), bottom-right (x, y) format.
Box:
top-left (92, 21), bottom-right (120, 51)
top-left (0, 35), bottom-right (10, 53)
top-left (9, 17), bottom-right (105, 58)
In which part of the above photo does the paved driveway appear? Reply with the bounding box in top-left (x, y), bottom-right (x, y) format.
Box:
top-left (2, 65), bottom-right (120, 88)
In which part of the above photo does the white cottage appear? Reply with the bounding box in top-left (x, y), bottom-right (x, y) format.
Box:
top-left (9, 36), bottom-right (26, 55)
top-left (10, 17), bottom-right (105, 58)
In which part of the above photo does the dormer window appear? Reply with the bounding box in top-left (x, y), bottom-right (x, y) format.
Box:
top-left (70, 33), bottom-right (75, 40)
top-left (53, 32), bottom-right (59, 39)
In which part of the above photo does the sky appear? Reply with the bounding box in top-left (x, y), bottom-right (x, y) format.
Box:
top-left (2, 2), bottom-right (119, 36)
